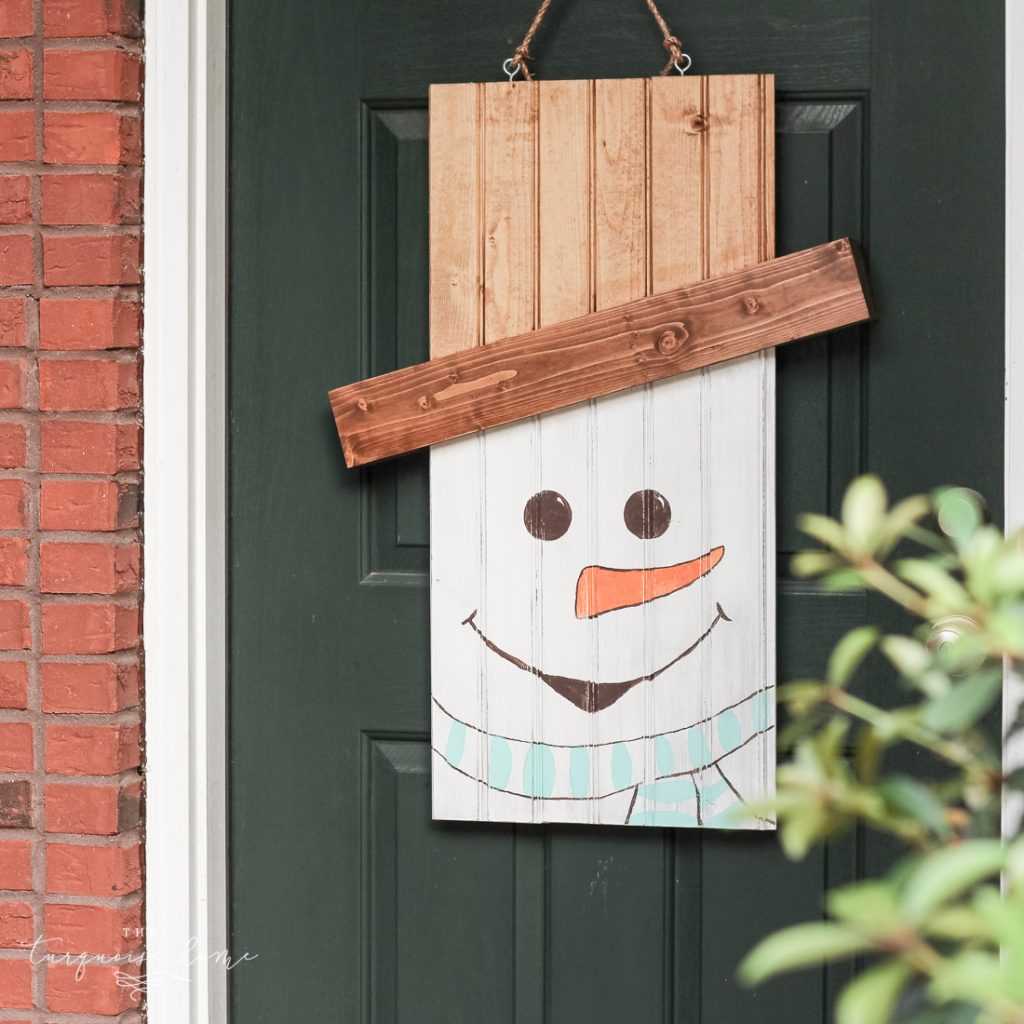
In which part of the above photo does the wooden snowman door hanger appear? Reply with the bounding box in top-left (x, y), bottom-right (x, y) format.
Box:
top-left (430, 2), bottom-right (775, 829)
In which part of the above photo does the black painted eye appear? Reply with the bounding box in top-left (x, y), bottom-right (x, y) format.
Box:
top-left (624, 489), bottom-right (671, 539)
top-left (524, 490), bottom-right (572, 541)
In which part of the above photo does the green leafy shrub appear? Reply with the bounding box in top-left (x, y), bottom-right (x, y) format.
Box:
top-left (738, 477), bottom-right (1024, 1024)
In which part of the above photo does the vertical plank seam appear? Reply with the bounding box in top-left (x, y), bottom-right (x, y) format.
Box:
top-left (700, 77), bottom-right (712, 808)
top-left (758, 73), bottom-right (767, 808)
top-left (587, 79), bottom-right (599, 822)
top-left (647, 76), bottom-right (674, 1020)
top-left (645, 77), bottom-right (654, 298)
top-left (477, 82), bottom-right (487, 348)
top-left (760, 73), bottom-right (769, 806)
top-left (476, 82), bottom-right (489, 822)
top-left (589, 79), bottom-right (598, 315)
top-left (698, 75), bottom-right (711, 828)
top-left (530, 82), bottom-right (542, 823)
top-left (701, 76), bottom-right (710, 282)
top-left (642, 76), bottom-right (655, 807)
top-left (761, 73), bottom-right (776, 816)
top-left (532, 83), bottom-right (542, 334)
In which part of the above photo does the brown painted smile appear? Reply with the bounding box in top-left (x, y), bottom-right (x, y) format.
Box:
top-left (461, 604), bottom-right (731, 713)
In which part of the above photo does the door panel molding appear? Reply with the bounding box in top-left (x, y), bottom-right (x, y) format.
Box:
top-left (776, 95), bottom-right (865, 554)
top-left (360, 105), bottom-right (431, 586)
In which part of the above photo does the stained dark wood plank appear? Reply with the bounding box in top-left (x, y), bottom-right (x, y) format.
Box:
top-left (331, 239), bottom-right (870, 466)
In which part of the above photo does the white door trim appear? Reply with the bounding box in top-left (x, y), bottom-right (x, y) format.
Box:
top-left (143, 0), bottom-right (228, 1020)
top-left (141, 2), bottom-right (1021, 1019)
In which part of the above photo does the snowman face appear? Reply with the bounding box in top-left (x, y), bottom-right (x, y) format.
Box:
top-left (430, 371), bottom-right (775, 825)
top-left (461, 486), bottom-right (726, 714)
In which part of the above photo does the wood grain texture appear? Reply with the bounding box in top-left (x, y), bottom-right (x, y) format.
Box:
top-left (427, 75), bottom-right (783, 828)
top-left (428, 84), bottom-right (481, 357)
top-left (332, 239), bottom-right (869, 466)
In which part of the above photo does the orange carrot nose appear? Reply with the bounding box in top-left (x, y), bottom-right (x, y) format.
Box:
top-left (575, 546), bottom-right (725, 619)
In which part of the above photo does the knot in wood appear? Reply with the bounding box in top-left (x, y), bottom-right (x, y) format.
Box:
top-left (743, 295), bottom-right (761, 315)
top-left (656, 325), bottom-right (687, 355)
top-left (355, 397), bottom-right (369, 413)
top-left (417, 395), bottom-right (430, 410)
top-left (686, 114), bottom-right (708, 135)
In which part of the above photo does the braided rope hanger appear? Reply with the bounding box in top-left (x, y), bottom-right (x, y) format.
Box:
top-left (504, 0), bottom-right (690, 80)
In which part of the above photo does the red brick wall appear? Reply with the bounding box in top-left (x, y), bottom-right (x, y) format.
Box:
top-left (0, 0), bottom-right (143, 1017)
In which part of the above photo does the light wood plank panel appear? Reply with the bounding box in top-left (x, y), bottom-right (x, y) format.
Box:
top-left (482, 81), bottom-right (537, 343)
top-left (428, 83), bottom-right (481, 358)
top-left (593, 78), bottom-right (647, 309)
top-left (708, 74), bottom-right (775, 270)
top-left (649, 75), bottom-right (707, 293)
top-left (537, 79), bottom-right (591, 326)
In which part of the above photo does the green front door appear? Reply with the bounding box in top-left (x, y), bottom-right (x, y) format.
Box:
top-left (228, 2), bottom-right (1004, 1020)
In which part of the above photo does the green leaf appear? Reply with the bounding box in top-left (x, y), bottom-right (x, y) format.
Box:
top-left (877, 776), bottom-right (951, 838)
top-left (920, 669), bottom-right (1003, 734)
top-left (894, 559), bottom-right (973, 612)
top-left (985, 605), bottom-right (1024, 658)
top-left (799, 513), bottom-right (849, 552)
top-left (901, 840), bottom-right (1005, 924)
top-left (779, 680), bottom-right (827, 717)
top-left (928, 950), bottom-right (1009, 1006)
top-left (962, 527), bottom-right (1010, 603)
top-left (935, 487), bottom-right (984, 545)
top-left (791, 550), bottom-right (842, 578)
top-left (988, 548), bottom-right (1024, 595)
top-left (880, 635), bottom-right (952, 699)
top-left (972, 886), bottom-right (1024, 986)
top-left (779, 804), bottom-right (832, 861)
top-left (813, 716), bottom-right (851, 762)
top-left (738, 922), bottom-right (872, 986)
top-left (836, 959), bottom-right (913, 1024)
top-left (876, 495), bottom-right (932, 557)
top-left (827, 626), bottom-right (879, 686)
top-left (1003, 767), bottom-right (1024, 792)
top-left (827, 880), bottom-right (901, 932)
top-left (871, 706), bottom-right (918, 744)
top-left (821, 568), bottom-right (868, 592)
top-left (842, 475), bottom-right (888, 548)
top-left (924, 905), bottom-right (991, 942)
top-left (880, 635), bottom-right (933, 679)
top-left (900, 1003), bottom-right (986, 1024)
top-left (854, 724), bottom-right (885, 784)
top-left (1010, 836), bottom-right (1024, 889)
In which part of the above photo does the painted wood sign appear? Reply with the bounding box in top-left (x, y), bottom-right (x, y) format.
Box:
top-left (429, 74), bottom-right (776, 828)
